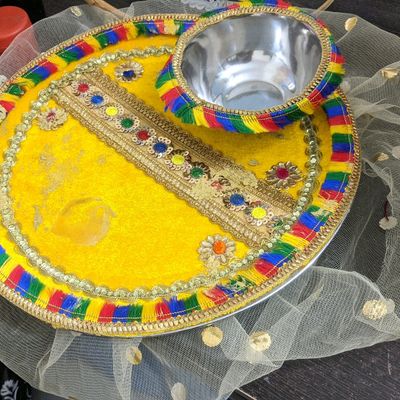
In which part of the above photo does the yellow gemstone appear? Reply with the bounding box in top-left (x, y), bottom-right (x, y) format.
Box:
top-left (251, 207), bottom-right (267, 219)
top-left (171, 154), bottom-right (185, 166)
top-left (105, 106), bottom-right (119, 116)
top-left (249, 331), bottom-right (271, 352)
top-left (201, 326), bottom-right (223, 347)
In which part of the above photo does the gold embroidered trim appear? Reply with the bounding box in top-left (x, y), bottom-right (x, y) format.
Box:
top-left (55, 69), bottom-right (296, 247)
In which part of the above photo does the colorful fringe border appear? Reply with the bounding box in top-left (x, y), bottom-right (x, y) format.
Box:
top-left (156, 0), bottom-right (345, 134)
top-left (0, 92), bottom-right (355, 324)
top-left (0, 18), bottom-right (196, 119)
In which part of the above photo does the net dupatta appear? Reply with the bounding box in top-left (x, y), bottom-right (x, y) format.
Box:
top-left (0, 2), bottom-right (400, 399)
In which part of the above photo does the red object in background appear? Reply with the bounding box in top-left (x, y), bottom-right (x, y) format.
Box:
top-left (0, 6), bottom-right (32, 54)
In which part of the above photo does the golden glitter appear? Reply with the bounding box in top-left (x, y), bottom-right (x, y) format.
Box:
top-left (126, 346), bottom-right (142, 365)
top-left (379, 216), bottom-right (398, 231)
top-left (201, 326), bottom-right (223, 347)
top-left (345, 17), bottom-right (358, 32)
top-left (70, 6), bottom-right (82, 16)
top-left (249, 331), bottom-right (272, 352)
top-left (362, 300), bottom-right (388, 320)
top-left (373, 152), bottom-right (389, 162)
top-left (381, 68), bottom-right (400, 80)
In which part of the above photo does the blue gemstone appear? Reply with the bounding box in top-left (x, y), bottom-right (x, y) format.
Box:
top-left (230, 193), bottom-right (245, 206)
top-left (122, 69), bottom-right (135, 79)
top-left (91, 95), bottom-right (104, 105)
top-left (153, 142), bottom-right (168, 154)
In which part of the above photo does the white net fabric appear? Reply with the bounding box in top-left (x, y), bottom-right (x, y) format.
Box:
top-left (0, 1), bottom-right (400, 399)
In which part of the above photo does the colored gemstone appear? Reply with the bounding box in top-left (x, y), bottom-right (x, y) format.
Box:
top-left (105, 106), bottom-right (119, 116)
top-left (136, 130), bottom-right (150, 141)
top-left (121, 118), bottom-right (134, 129)
top-left (171, 154), bottom-right (185, 166)
top-left (230, 193), bottom-right (245, 206)
top-left (251, 207), bottom-right (267, 220)
top-left (153, 142), bottom-right (168, 154)
top-left (123, 69), bottom-right (136, 79)
top-left (77, 83), bottom-right (89, 93)
top-left (276, 167), bottom-right (289, 179)
top-left (212, 240), bottom-right (227, 255)
top-left (91, 95), bottom-right (104, 105)
top-left (46, 111), bottom-right (56, 121)
top-left (190, 166), bottom-right (204, 179)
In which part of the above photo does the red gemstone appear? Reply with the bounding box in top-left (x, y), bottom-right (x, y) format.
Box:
top-left (276, 167), bottom-right (289, 179)
top-left (136, 130), bottom-right (150, 141)
top-left (77, 83), bottom-right (89, 93)
top-left (46, 111), bottom-right (56, 121)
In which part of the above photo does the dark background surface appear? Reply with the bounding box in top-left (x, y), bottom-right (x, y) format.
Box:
top-left (1, 1), bottom-right (400, 399)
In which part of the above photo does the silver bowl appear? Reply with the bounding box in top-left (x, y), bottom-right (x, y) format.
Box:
top-left (180, 13), bottom-right (323, 111)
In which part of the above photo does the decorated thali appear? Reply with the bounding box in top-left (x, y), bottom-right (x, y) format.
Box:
top-left (0, 1), bottom-right (360, 337)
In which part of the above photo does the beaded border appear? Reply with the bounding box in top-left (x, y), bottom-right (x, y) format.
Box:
top-left (0, 15), bottom-right (359, 336)
top-left (156, 1), bottom-right (345, 133)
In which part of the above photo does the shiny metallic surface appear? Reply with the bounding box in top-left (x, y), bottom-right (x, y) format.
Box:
top-left (181, 14), bottom-right (323, 111)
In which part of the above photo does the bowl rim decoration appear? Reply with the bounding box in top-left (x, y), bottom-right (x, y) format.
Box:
top-left (156, 1), bottom-right (345, 134)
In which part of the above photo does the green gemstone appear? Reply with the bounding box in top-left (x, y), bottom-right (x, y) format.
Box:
top-left (190, 166), bottom-right (204, 179)
top-left (121, 118), bottom-right (134, 129)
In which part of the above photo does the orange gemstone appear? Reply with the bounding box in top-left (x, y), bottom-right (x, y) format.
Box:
top-left (212, 240), bottom-right (227, 255)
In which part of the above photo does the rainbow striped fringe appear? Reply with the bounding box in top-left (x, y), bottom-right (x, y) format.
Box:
top-left (156, 0), bottom-right (345, 134)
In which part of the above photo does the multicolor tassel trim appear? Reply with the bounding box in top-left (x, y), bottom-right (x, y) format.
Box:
top-left (0, 93), bottom-right (356, 324)
top-left (0, 18), bottom-right (196, 120)
top-left (156, 1), bottom-right (345, 134)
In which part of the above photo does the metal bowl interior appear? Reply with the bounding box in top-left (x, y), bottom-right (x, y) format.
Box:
top-left (181, 13), bottom-right (323, 111)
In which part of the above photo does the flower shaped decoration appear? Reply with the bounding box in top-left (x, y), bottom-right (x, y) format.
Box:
top-left (86, 92), bottom-right (109, 108)
top-left (245, 201), bottom-right (274, 226)
top-left (198, 235), bottom-right (236, 269)
top-left (71, 81), bottom-right (91, 97)
top-left (165, 149), bottom-right (191, 171)
top-left (101, 103), bottom-right (124, 121)
top-left (115, 62), bottom-right (144, 82)
top-left (148, 136), bottom-right (173, 158)
top-left (266, 161), bottom-right (302, 189)
top-left (37, 107), bottom-right (68, 131)
top-left (183, 162), bottom-right (211, 182)
top-left (116, 115), bottom-right (140, 132)
top-left (223, 190), bottom-right (248, 211)
top-left (132, 127), bottom-right (156, 146)
top-left (379, 216), bottom-right (398, 231)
